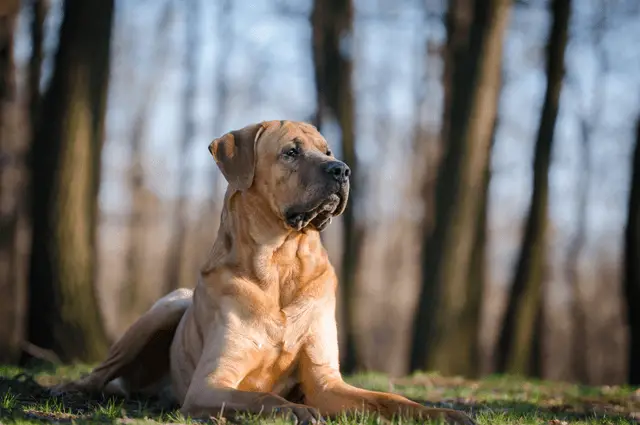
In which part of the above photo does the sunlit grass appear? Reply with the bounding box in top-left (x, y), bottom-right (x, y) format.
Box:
top-left (0, 365), bottom-right (638, 424)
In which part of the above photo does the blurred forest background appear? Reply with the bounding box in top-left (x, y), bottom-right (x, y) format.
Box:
top-left (0, 0), bottom-right (639, 389)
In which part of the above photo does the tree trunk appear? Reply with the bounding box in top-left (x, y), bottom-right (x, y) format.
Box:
top-left (439, 0), bottom-right (473, 151)
top-left (165, 0), bottom-right (199, 295)
top-left (410, 0), bottom-right (474, 373)
top-left (566, 3), bottom-right (606, 384)
top-left (211, 0), bottom-right (231, 164)
top-left (467, 120), bottom-right (496, 375)
top-left (624, 116), bottom-right (640, 385)
top-left (28, 0), bottom-right (46, 132)
top-left (565, 102), bottom-right (592, 383)
top-left (121, 113), bottom-right (148, 323)
top-left (410, 0), bottom-right (510, 377)
top-left (0, 0), bottom-right (27, 364)
top-left (496, 0), bottom-right (571, 376)
top-left (311, 0), bottom-right (361, 374)
top-left (121, 1), bottom-right (172, 324)
top-left (27, 0), bottom-right (114, 363)
top-left (411, 3), bottom-right (467, 259)
top-left (207, 0), bottom-right (232, 229)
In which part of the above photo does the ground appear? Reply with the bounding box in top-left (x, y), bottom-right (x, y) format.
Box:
top-left (0, 365), bottom-right (638, 424)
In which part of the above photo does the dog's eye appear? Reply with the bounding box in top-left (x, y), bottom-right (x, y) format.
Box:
top-left (284, 147), bottom-right (300, 158)
top-left (326, 150), bottom-right (332, 156)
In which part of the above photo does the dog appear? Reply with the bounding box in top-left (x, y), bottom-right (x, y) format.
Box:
top-left (54, 120), bottom-right (475, 424)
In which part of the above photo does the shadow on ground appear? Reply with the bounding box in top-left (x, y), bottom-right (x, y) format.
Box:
top-left (1, 371), bottom-right (638, 424)
top-left (1, 373), bottom-right (179, 424)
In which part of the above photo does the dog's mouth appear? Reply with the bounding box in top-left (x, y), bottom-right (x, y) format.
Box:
top-left (284, 183), bottom-right (348, 232)
top-left (285, 194), bottom-right (340, 231)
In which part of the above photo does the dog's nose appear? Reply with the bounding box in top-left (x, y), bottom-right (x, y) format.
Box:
top-left (324, 161), bottom-right (350, 183)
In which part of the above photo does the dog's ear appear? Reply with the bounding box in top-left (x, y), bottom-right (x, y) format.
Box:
top-left (208, 123), bottom-right (266, 191)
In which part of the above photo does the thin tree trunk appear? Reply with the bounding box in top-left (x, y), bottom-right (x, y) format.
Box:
top-left (496, 0), bottom-right (571, 376)
top-left (27, 0), bottom-right (114, 363)
top-left (566, 3), bottom-right (606, 384)
top-left (469, 167), bottom-right (490, 318)
top-left (467, 119), bottom-right (497, 374)
top-left (565, 102), bottom-right (593, 383)
top-left (28, 0), bottom-right (46, 133)
top-left (165, 0), bottom-right (199, 294)
top-left (624, 116), bottom-right (640, 385)
top-left (311, 0), bottom-right (361, 374)
top-left (121, 1), bottom-right (172, 323)
top-left (211, 0), bottom-right (231, 179)
top-left (439, 0), bottom-right (473, 152)
top-left (0, 0), bottom-right (26, 364)
top-left (121, 113), bottom-right (147, 321)
top-left (410, 6), bottom-right (449, 246)
top-left (410, 0), bottom-right (510, 377)
top-left (207, 0), bottom-right (231, 229)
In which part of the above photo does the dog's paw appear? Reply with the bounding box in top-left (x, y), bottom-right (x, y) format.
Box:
top-left (412, 407), bottom-right (475, 425)
top-left (441, 409), bottom-right (476, 425)
top-left (48, 382), bottom-right (80, 396)
top-left (272, 403), bottom-right (324, 425)
top-left (48, 375), bottom-right (105, 397)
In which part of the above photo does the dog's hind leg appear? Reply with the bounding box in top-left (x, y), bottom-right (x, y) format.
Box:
top-left (52, 288), bottom-right (193, 398)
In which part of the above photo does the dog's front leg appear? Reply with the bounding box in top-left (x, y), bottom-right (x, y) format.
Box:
top-left (300, 370), bottom-right (474, 424)
top-left (181, 386), bottom-right (321, 424)
top-left (180, 339), bottom-right (322, 424)
top-left (299, 305), bottom-right (476, 425)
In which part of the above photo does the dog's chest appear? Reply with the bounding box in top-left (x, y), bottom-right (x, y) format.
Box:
top-left (236, 339), bottom-right (300, 393)
top-left (234, 302), bottom-right (313, 393)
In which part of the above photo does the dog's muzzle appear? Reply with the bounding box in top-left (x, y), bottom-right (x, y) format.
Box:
top-left (285, 193), bottom-right (342, 231)
top-left (285, 160), bottom-right (350, 232)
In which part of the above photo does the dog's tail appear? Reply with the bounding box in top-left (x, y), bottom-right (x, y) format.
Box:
top-left (52, 288), bottom-right (193, 400)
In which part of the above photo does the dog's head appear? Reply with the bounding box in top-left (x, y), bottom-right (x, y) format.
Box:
top-left (209, 120), bottom-right (349, 231)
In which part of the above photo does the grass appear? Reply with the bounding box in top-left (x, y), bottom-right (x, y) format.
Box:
top-left (0, 364), bottom-right (639, 424)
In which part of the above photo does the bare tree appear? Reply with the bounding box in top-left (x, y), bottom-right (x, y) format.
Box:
top-left (496, 0), bottom-right (572, 376)
top-left (410, 0), bottom-right (511, 377)
top-left (0, 0), bottom-right (26, 364)
top-left (204, 0), bottom-right (232, 231)
top-left (624, 116), bottom-right (640, 385)
top-left (28, 0), bottom-right (46, 132)
top-left (409, 5), bottom-right (445, 251)
top-left (121, 1), bottom-right (173, 324)
top-left (165, 0), bottom-right (200, 294)
top-left (27, 0), bottom-right (114, 363)
top-left (310, 0), bottom-right (360, 373)
top-left (211, 0), bottom-right (231, 196)
top-left (565, 2), bottom-right (607, 384)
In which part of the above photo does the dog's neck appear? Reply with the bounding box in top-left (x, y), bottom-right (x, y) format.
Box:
top-left (202, 188), bottom-right (330, 297)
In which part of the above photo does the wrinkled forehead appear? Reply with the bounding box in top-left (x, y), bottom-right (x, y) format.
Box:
top-left (257, 121), bottom-right (329, 153)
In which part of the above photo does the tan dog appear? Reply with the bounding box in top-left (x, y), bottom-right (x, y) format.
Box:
top-left (55, 120), bottom-right (475, 424)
